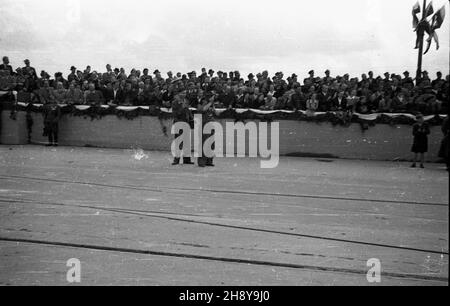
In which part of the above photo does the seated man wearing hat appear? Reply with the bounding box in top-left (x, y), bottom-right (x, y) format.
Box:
top-left (208, 69), bottom-right (215, 79)
top-left (304, 70), bottom-right (315, 85)
top-left (68, 66), bottom-right (79, 84)
top-left (153, 69), bottom-right (165, 86)
top-left (402, 71), bottom-right (414, 88)
top-left (323, 70), bottom-right (332, 84)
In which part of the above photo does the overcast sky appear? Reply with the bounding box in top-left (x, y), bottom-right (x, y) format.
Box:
top-left (0, 0), bottom-right (448, 78)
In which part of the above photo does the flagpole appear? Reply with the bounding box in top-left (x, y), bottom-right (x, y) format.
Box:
top-left (416, 0), bottom-right (427, 85)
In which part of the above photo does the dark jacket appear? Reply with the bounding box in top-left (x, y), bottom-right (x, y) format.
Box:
top-left (331, 97), bottom-right (347, 111)
top-left (85, 90), bottom-right (104, 106)
top-left (0, 64), bottom-right (13, 75)
top-left (290, 92), bottom-right (307, 110)
top-left (43, 104), bottom-right (61, 123)
top-left (219, 92), bottom-right (237, 108)
top-left (317, 91), bottom-right (334, 111)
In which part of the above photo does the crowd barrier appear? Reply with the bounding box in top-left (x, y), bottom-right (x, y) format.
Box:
top-left (0, 102), bottom-right (446, 162)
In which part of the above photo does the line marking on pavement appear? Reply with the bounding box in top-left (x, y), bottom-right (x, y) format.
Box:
top-left (0, 237), bottom-right (447, 283)
top-left (0, 197), bottom-right (447, 255)
top-left (0, 174), bottom-right (446, 207)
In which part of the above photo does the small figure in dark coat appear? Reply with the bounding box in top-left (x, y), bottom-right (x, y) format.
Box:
top-left (42, 101), bottom-right (61, 147)
top-left (411, 114), bottom-right (430, 168)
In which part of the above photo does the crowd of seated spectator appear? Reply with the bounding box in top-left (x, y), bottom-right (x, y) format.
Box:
top-left (1, 56), bottom-right (448, 115)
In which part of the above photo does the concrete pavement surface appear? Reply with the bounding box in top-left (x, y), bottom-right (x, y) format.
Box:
top-left (0, 145), bottom-right (448, 285)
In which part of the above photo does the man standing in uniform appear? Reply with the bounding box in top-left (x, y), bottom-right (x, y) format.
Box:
top-left (42, 100), bottom-right (61, 147)
top-left (172, 92), bottom-right (195, 165)
top-left (197, 92), bottom-right (216, 167)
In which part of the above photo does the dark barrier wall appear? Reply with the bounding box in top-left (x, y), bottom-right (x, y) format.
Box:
top-left (0, 111), bottom-right (444, 161)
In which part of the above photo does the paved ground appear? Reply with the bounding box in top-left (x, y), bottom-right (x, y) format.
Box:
top-left (0, 145), bottom-right (448, 286)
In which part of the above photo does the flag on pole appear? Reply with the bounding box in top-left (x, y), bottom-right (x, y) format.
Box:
top-left (424, 31), bottom-right (439, 54)
top-left (425, 1), bottom-right (434, 17)
top-left (423, 6), bottom-right (445, 54)
top-left (412, 1), bottom-right (421, 28)
top-left (432, 5), bottom-right (446, 30)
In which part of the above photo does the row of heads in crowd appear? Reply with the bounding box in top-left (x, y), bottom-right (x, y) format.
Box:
top-left (2, 57), bottom-right (449, 92)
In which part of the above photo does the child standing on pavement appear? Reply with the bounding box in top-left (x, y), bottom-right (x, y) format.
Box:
top-left (411, 114), bottom-right (430, 168)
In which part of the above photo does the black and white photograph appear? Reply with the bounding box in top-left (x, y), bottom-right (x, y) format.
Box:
top-left (0, 0), bottom-right (448, 291)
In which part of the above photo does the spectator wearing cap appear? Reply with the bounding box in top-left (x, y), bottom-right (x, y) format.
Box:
top-left (0, 56), bottom-right (13, 75)
top-left (323, 70), bottom-right (332, 83)
top-left (188, 71), bottom-right (197, 81)
top-left (21, 59), bottom-right (37, 80)
top-left (140, 68), bottom-right (150, 82)
top-left (245, 73), bottom-right (255, 86)
top-left (68, 66), bottom-right (79, 84)
top-left (51, 72), bottom-right (68, 89)
top-left (153, 69), bottom-right (165, 85)
top-left (37, 70), bottom-right (51, 88)
top-left (198, 68), bottom-right (207, 83)
top-left (83, 65), bottom-right (92, 81)
top-left (401, 71), bottom-right (414, 88)
top-left (304, 70), bottom-right (315, 85)
top-left (431, 71), bottom-right (445, 90)
top-left (102, 64), bottom-right (114, 83)
top-left (273, 72), bottom-right (287, 98)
